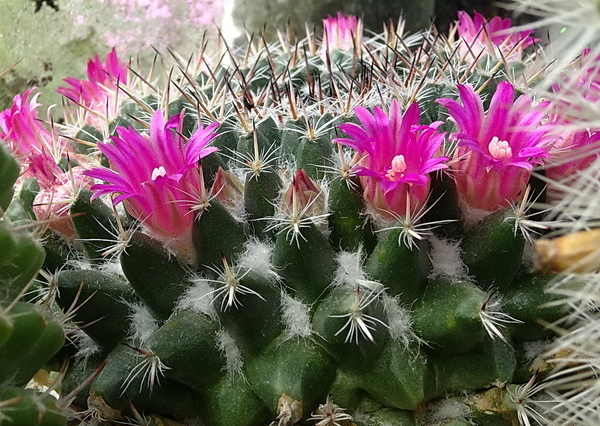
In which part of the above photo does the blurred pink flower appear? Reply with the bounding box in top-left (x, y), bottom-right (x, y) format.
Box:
top-left (438, 82), bottom-right (555, 213)
top-left (57, 48), bottom-right (128, 126)
top-left (29, 152), bottom-right (93, 238)
top-left (322, 12), bottom-right (362, 54)
top-left (0, 88), bottom-right (69, 164)
top-left (542, 49), bottom-right (600, 187)
top-left (550, 48), bottom-right (600, 120)
top-left (455, 11), bottom-right (537, 61)
top-left (71, 1), bottom-right (223, 55)
top-left (85, 110), bottom-right (219, 260)
top-left (545, 129), bottom-right (600, 183)
top-left (334, 100), bottom-right (448, 220)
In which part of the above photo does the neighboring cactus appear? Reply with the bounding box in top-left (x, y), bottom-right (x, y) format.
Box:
top-left (0, 9), bottom-right (598, 426)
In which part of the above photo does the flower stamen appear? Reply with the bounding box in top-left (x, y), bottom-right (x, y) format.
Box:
top-left (488, 136), bottom-right (512, 160)
top-left (385, 154), bottom-right (407, 181)
top-left (151, 166), bottom-right (167, 180)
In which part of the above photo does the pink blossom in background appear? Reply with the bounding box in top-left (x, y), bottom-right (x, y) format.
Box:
top-left (437, 82), bottom-right (555, 213)
top-left (455, 11), bottom-right (537, 61)
top-left (72, 0), bottom-right (224, 55)
top-left (57, 48), bottom-right (128, 127)
top-left (0, 88), bottom-right (92, 237)
top-left (27, 151), bottom-right (66, 190)
top-left (0, 89), bottom-right (70, 165)
top-left (28, 152), bottom-right (93, 239)
top-left (541, 48), bottom-right (600, 191)
top-left (322, 12), bottom-right (362, 53)
top-left (85, 110), bottom-right (219, 262)
top-left (545, 129), bottom-right (600, 184)
top-left (333, 100), bottom-right (448, 221)
top-left (551, 48), bottom-right (600, 121)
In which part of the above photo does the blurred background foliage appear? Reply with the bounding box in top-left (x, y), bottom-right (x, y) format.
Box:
top-left (0, 0), bottom-right (521, 112)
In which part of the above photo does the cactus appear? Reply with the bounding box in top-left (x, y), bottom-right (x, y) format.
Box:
top-left (0, 8), bottom-right (599, 426)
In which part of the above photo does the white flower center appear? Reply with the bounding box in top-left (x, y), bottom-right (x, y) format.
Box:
top-left (385, 155), bottom-right (407, 181)
top-left (488, 136), bottom-right (512, 159)
top-left (151, 166), bottom-right (167, 180)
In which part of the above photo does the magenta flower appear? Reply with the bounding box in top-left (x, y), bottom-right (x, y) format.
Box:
top-left (545, 129), bottom-right (600, 190)
top-left (85, 110), bottom-right (219, 261)
top-left (455, 11), bottom-right (537, 61)
top-left (550, 48), bottom-right (600, 123)
top-left (29, 152), bottom-right (93, 239)
top-left (57, 48), bottom-right (128, 126)
top-left (72, 0), bottom-right (224, 54)
top-left (437, 82), bottom-right (555, 213)
top-left (322, 12), bottom-right (362, 54)
top-left (539, 49), bottom-right (600, 187)
top-left (552, 48), bottom-right (600, 108)
top-left (0, 88), bottom-right (70, 165)
top-left (333, 101), bottom-right (448, 220)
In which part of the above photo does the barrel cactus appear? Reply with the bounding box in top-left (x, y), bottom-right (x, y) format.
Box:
top-left (0, 8), bottom-right (598, 426)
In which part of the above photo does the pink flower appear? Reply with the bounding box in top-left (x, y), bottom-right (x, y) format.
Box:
top-left (541, 49), bottom-right (600, 186)
top-left (0, 88), bottom-right (69, 164)
top-left (545, 129), bottom-right (600, 193)
top-left (73, 1), bottom-right (223, 54)
top-left (57, 48), bottom-right (128, 126)
top-left (29, 152), bottom-right (93, 238)
top-left (322, 12), bottom-right (362, 54)
top-left (455, 11), bottom-right (537, 61)
top-left (551, 48), bottom-right (600, 120)
top-left (85, 110), bottom-right (219, 260)
top-left (27, 151), bottom-right (65, 190)
top-left (437, 82), bottom-right (555, 213)
top-left (333, 101), bottom-right (448, 220)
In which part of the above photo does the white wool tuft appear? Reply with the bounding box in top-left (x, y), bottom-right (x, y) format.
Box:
top-left (97, 259), bottom-right (125, 277)
top-left (460, 200), bottom-right (494, 229)
top-left (237, 238), bottom-right (279, 281)
top-left (216, 329), bottom-right (244, 377)
top-left (332, 249), bottom-right (367, 288)
top-left (281, 292), bottom-right (313, 339)
top-left (352, 413), bottom-right (392, 426)
top-left (382, 294), bottom-right (419, 349)
top-left (428, 235), bottom-right (468, 280)
top-left (523, 339), bottom-right (551, 362)
top-left (128, 303), bottom-right (159, 345)
top-left (68, 258), bottom-right (93, 273)
top-left (419, 397), bottom-right (471, 425)
top-left (73, 329), bottom-right (102, 362)
top-left (178, 277), bottom-right (217, 318)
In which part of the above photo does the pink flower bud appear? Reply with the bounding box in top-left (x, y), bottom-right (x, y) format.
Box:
top-left (321, 12), bottom-right (362, 55)
top-left (282, 169), bottom-right (325, 219)
top-left (211, 167), bottom-right (244, 210)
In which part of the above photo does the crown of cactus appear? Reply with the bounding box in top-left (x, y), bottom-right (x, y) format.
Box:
top-left (0, 7), bottom-right (599, 426)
